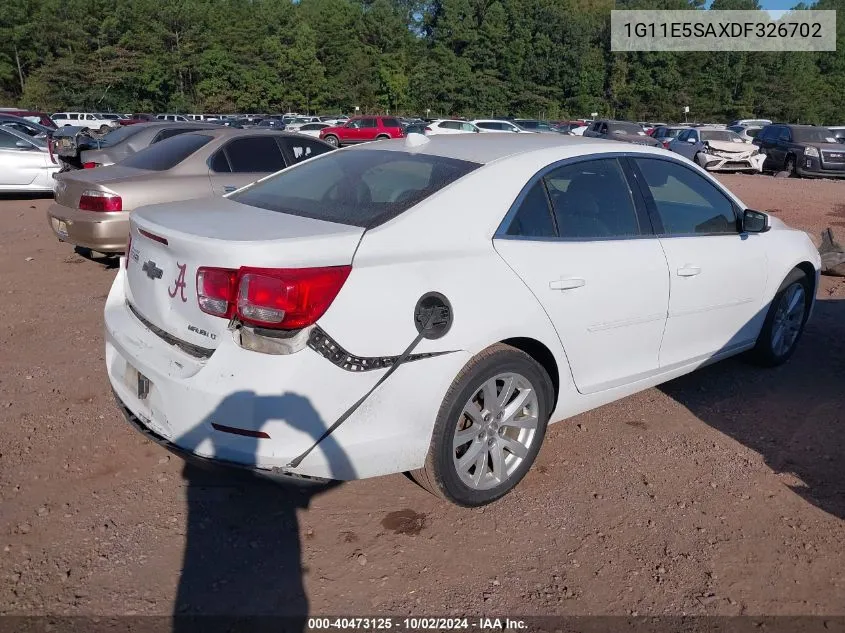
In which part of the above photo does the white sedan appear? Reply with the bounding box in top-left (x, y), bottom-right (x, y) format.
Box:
top-left (294, 122), bottom-right (331, 138)
top-left (471, 119), bottom-right (528, 133)
top-left (425, 120), bottom-right (481, 135)
top-left (0, 126), bottom-right (59, 192)
top-left (106, 134), bottom-right (820, 506)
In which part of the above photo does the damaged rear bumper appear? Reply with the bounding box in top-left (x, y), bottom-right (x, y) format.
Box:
top-left (113, 388), bottom-right (333, 486)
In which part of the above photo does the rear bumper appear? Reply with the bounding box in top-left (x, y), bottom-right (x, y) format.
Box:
top-left (47, 202), bottom-right (129, 252)
top-left (104, 268), bottom-right (468, 481)
top-left (113, 389), bottom-right (331, 485)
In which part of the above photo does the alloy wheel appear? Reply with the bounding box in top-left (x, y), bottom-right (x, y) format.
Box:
top-left (452, 373), bottom-right (540, 491)
top-left (771, 281), bottom-right (805, 357)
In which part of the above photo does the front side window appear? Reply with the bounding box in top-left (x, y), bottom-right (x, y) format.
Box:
top-left (778, 128), bottom-right (792, 142)
top-left (222, 137), bottom-right (286, 173)
top-left (230, 149), bottom-right (479, 228)
top-left (0, 129), bottom-right (23, 149)
top-left (543, 158), bottom-right (640, 239)
top-left (460, 123), bottom-right (477, 132)
top-left (360, 118), bottom-right (377, 129)
top-left (635, 158), bottom-right (737, 236)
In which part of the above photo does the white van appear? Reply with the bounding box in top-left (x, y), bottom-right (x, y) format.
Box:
top-left (51, 112), bottom-right (117, 132)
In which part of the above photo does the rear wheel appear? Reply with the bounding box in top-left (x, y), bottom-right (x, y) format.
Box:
top-left (749, 268), bottom-right (811, 366)
top-left (375, 134), bottom-right (390, 140)
top-left (323, 135), bottom-right (339, 147)
top-left (411, 344), bottom-right (552, 506)
top-left (98, 125), bottom-right (110, 134)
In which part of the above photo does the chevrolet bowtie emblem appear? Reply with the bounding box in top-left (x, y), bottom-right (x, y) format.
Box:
top-left (142, 260), bottom-right (163, 280)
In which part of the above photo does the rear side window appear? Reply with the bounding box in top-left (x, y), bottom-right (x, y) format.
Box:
top-left (635, 158), bottom-right (737, 236)
top-left (544, 158), bottom-right (640, 239)
top-left (360, 118), bottom-right (377, 129)
top-left (120, 133), bottom-right (212, 171)
top-left (222, 137), bottom-right (286, 173)
top-left (230, 149), bottom-right (479, 228)
top-left (506, 181), bottom-right (557, 238)
top-left (381, 117), bottom-right (401, 128)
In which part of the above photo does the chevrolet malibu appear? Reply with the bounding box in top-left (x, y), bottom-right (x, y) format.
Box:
top-left (106, 134), bottom-right (820, 506)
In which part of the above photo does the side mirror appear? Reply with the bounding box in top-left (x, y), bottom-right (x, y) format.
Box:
top-left (16, 140), bottom-right (33, 150)
top-left (686, 137), bottom-right (696, 143)
top-left (742, 208), bottom-right (769, 233)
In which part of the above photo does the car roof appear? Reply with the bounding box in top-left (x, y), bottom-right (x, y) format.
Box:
top-left (352, 133), bottom-right (648, 165)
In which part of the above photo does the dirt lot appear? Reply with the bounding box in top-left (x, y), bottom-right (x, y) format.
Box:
top-left (1, 174), bottom-right (845, 620)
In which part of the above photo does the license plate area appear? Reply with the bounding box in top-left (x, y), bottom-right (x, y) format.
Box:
top-left (125, 363), bottom-right (152, 401)
top-left (56, 220), bottom-right (68, 238)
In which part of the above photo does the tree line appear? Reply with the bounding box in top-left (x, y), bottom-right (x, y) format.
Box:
top-left (1, 0), bottom-right (843, 124)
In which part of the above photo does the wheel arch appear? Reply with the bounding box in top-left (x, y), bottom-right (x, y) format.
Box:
top-left (500, 336), bottom-right (560, 411)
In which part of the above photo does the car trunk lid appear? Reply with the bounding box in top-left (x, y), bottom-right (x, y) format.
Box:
top-left (126, 197), bottom-right (364, 350)
top-left (54, 165), bottom-right (147, 207)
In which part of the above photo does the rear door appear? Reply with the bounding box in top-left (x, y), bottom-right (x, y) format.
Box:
top-left (494, 156), bottom-right (670, 394)
top-left (358, 117), bottom-right (379, 141)
top-left (631, 156), bottom-right (768, 367)
top-left (208, 135), bottom-right (287, 195)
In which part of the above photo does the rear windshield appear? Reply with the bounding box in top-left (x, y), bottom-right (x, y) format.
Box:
top-left (97, 125), bottom-right (144, 147)
top-left (792, 127), bottom-right (838, 143)
top-left (120, 133), bottom-right (212, 171)
top-left (609, 122), bottom-right (646, 135)
top-left (231, 149), bottom-right (480, 228)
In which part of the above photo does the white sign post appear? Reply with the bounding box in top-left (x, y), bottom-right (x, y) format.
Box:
top-left (683, 105), bottom-right (689, 123)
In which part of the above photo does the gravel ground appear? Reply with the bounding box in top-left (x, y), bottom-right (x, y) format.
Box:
top-left (1, 173), bottom-right (844, 619)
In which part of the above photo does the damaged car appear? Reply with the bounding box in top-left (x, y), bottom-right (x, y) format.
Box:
top-left (669, 127), bottom-right (765, 173)
top-left (50, 121), bottom-right (220, 171)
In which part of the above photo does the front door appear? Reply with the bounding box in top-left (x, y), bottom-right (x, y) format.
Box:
top-left (494, 157), bottom-right (670, 394)
top-left (631, 156), bottom-right (768, 368)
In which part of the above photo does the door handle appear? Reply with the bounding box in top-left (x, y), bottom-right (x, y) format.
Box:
top-left (677, 265), bottom-right (701, 277)
top-left (549, 277), bottom-right (586, 290)
top-left (223, 185), bottom-right (237, 193)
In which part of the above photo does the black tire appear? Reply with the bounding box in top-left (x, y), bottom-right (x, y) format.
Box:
top-left (749, 268), bottom-right (811, 367)
top-left (411, 344), bottom-right (552, 507)
top-left (323, 135), bottom-right (339, 147)
top-left (99, 125), bottom-right (110, 134)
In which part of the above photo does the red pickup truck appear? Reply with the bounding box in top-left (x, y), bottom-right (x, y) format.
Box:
top-left (319, 116), bottom-right (405, 147)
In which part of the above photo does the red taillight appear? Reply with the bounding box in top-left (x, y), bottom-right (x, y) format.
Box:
top-left (424, 127), bottom-right (432, 132)
top-left (82, 162), bottom-right (100, 169)
top-left (47, 138), bottom-right (57, 164)
top-left (197, 267), bottom-right (238, 318)
top-left (79, 190), bottom-right (122, 212)
top-left (662, 141), bottom-right (670, 149)
top-left (196, 265), bottom-right (351, 330)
